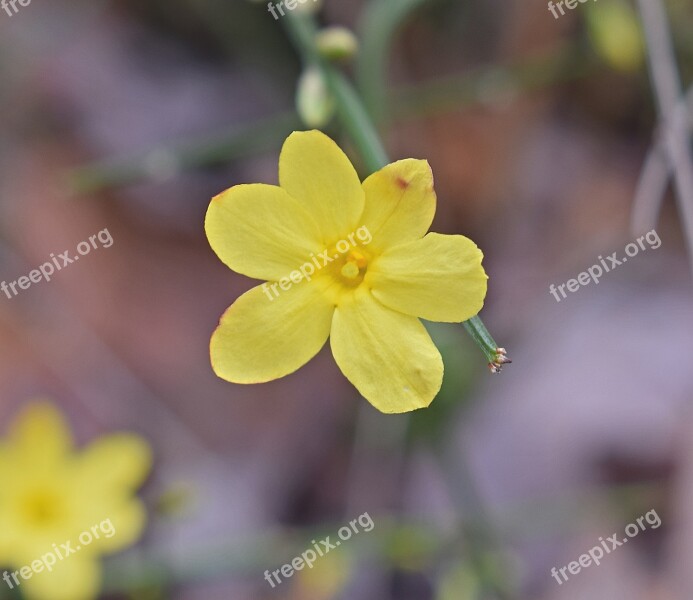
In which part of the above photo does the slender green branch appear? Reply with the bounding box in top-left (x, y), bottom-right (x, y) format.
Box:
top-left (68, 111), bottom-right (300, 194)
top-left (462, 316), bottom-right (498, 363)
top-left (324, 70), bottom-right (390, 172)
top-left (463, 316), bottom-right (511, 372)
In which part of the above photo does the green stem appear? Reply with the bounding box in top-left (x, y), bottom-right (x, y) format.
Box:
top-left (356, 0), bottom-right (430, 122)
top-left (283, 12), bottom-right (507, 368)
top-left (437, 441), bottom-right (514, 599)
top-left (325, 70), bottom-right (391, 172)
top-left (462, 316), bottom-right (500, 365)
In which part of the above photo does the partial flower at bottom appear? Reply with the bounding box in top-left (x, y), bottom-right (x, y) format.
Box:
top-left (0, 402), bottom-right (152, 600)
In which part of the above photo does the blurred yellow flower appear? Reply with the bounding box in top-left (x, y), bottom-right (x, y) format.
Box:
top-left (206, 130), bottom-right (487, 413)
top-left (0, 403), bottom-right (152, 600)
top-left (585, 1), bottom-right (644, 72)
top-left (293, 549), bottom-right (350, 600)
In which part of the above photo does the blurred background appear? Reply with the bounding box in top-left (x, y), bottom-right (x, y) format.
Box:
top-left (0, 0), bottom-right (692, 598)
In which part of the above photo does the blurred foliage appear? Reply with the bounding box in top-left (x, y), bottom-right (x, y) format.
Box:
top-left (294, 550), bottom-right (351, 599)
top-left (436, 562), bottom-right (482, 600)
top-left (381, 522), bottom-right (442, 571)
top-left (116, 0), bottom-right (299, 87)
top-left (409, 322), bottom-right (479, 446)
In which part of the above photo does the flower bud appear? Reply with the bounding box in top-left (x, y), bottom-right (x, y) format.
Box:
top-left (295, 0), bottom-right (324, 15)
top-left (296, 66), bottom-right (336, 128)
top-left (316, 26), bottom-right (359, 62)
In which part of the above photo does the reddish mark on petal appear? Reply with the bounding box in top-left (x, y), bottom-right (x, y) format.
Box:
top-left (395, 177), bottom-right (410, 189)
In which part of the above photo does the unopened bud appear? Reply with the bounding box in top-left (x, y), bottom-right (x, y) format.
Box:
top-left (296, 66), bottom-right (336, 128)
top-left (316, 27), bottom-right (359, 62)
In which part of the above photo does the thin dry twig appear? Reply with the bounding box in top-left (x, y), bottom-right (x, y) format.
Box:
top-left (635, 0), bottom-right (693, 276)
top-left (632, 86), bottom-right (693, 234)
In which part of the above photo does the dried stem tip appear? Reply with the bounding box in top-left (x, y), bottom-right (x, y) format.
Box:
top-left (488, 348), bottom-right (512, 374)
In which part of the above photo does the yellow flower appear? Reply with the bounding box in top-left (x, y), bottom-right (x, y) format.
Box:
top-left (293, 549), bottom-right (350, 599)
top-left (0, 403), bottom-right (152, 600)
top-left (206, 130), bottom-right (488, 413)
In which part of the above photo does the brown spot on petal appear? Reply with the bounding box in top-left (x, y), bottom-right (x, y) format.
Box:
top-left (395, 177), bottom-right (410, 189)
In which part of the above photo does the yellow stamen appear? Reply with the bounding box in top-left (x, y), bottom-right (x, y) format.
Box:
top-left (349, 249), bottom-right (368, 268)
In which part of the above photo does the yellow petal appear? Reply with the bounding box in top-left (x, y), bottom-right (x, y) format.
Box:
top-left (360, 159), bottom-right (436, 252)
top-left (279, 130), bottom-right (365, 243)
top-left (76, 434), bottom-right (152, 493)
top-left (70, 437), bottom-right (150, 551)
top-left (206, 183), bottom-right (324, 281)
top-left (82, 500), bottom-right (147, 554)
top-left (330, 289), bottom-right (443, 413)
top-left (211, 281), bottom-right (335, 383)
top-left (8, 403), bottom-right (72, 468)
top-left (0, 461), bottom-right (10, 559)
top-left (19, 556), bottom-right (100, 600)
top-left (368, 233), bottom-right (487, 322)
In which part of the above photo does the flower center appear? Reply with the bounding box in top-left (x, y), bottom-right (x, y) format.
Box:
top-left (21, 489), bottom-right (65, 527)
top-left (337, 249), bottom-right (368, 285)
